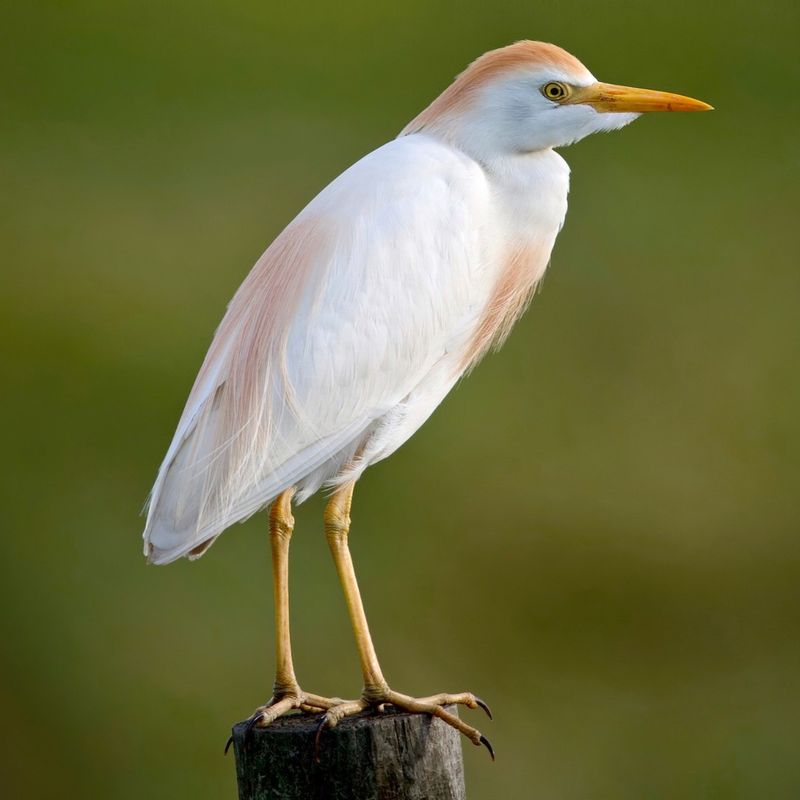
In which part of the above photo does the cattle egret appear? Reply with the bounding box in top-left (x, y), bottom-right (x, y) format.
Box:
top-left (144, 41), bottom-right (711, 756)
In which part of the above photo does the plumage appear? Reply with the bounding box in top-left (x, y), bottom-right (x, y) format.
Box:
top-left (144, 40), bottom-right (710, 567)
top-left (145, 136), bottom-right (492, 562)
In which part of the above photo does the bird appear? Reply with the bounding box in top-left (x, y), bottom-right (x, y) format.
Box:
top-left (143, 40), bottom-right (711, 756)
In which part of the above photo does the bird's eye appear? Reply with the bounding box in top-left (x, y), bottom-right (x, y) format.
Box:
top-left (542, 82), bottom-right (570, 101)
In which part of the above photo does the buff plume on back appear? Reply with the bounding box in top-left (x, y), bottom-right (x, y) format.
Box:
top-left (144, 216), bottom-right (335, 562)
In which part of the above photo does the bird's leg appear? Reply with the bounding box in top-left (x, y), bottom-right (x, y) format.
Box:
top-left (270, 486), bottom-right (301, 698)
top-left (243, 489), bottom-right (343, 735)
top-left (317, 481), bottom-right (494, 758)
top-left (324, 481), bottom-right (387, 698)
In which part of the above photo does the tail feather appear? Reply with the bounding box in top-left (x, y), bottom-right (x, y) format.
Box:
top-left (143, 404), bottom-right (380, 565)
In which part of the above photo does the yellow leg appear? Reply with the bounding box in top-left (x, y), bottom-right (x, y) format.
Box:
top-left (324, 481), bottom-right (389, 696)
top-left (319, 481), bottom-right (494, 758)
top-left (270, 487), bottom-right (300, 695)
top-left (241, 489), bottom-right (347, 740)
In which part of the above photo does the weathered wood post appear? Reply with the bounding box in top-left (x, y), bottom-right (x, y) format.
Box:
top-left (230, 706), bottom-right (466, 800)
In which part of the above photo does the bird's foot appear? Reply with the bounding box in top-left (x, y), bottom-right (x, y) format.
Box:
top-left (227, 688), bottom-right (351, 753)
top-left (314, 688), bottom-right (494, 760)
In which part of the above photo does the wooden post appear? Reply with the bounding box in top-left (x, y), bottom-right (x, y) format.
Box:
top-left (230, 706), bottom-right (466, 800)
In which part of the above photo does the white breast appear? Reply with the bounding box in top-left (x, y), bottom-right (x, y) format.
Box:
top-left (348, 147), bottom-right (571, 474)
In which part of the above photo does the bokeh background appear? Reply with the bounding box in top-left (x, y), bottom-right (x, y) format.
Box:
top-left (2, 1), bottom-right (799, 797)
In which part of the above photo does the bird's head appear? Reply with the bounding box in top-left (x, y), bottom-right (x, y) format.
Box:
top-left (402, 41), bottom-right (712, 159)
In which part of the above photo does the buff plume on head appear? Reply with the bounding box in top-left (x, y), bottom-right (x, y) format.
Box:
top-left (402, 40), bottom-right (711, 157)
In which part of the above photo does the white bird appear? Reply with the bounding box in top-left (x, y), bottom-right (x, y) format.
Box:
top-left (144, 40), bottom-right (710, 754)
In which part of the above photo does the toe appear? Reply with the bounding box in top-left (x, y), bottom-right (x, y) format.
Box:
top-left (382, 690), bottom-right (493, 756)
top-left (313, 698), bottom-right (369, 762)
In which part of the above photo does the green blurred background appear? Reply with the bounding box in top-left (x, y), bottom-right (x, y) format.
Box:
top-left (2, 1), bottom-right (799, 797)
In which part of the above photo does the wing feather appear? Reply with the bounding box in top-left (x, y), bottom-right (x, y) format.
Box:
top-left (144, 135), bottom-right (491, 563)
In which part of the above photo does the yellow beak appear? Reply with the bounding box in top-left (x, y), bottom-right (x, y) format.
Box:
top-left (566, 82), bottom-right (713, 113)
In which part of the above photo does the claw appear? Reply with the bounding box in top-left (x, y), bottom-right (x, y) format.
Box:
top-left (479, 734), bottom-right (495, 761)
top-left (313, 715), bottom-right (329, 763)
top-left (474, 696), bottom-right (493, 720)
top-left (244, 711), bottom-right (264, 746)
top-left (224, 734), bottom-right (234, 755)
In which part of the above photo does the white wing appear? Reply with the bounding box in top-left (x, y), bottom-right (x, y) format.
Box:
top-left (144, 134), bottom-right (494, 564)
